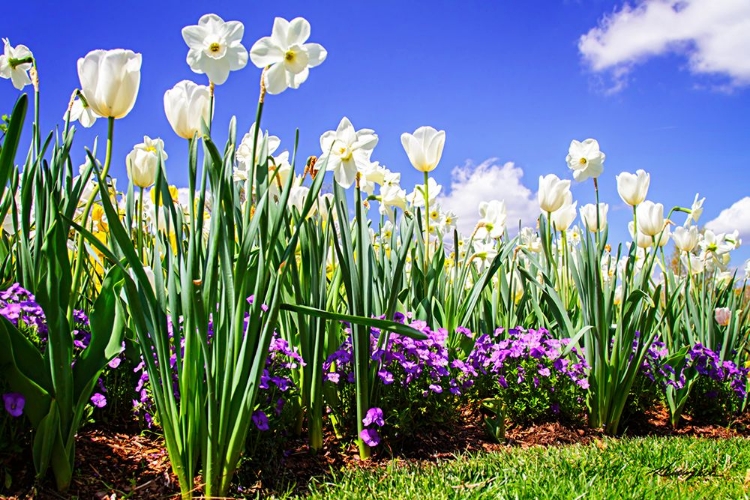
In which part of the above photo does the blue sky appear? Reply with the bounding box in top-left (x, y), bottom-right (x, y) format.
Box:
top-left (2, 0), bottom-right (749, 266)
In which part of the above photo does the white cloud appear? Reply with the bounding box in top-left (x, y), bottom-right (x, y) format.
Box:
top-left (437, 159), bottom-right (539, 237)
top-left (579, 0), bottom-right (750, 91)
top-left (705, 196), bottom-right (750, 244)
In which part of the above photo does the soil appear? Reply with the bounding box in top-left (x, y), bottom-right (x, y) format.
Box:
top-left (3, 405), bottom-right (749, 499)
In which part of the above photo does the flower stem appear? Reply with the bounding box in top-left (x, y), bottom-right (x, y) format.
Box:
top-left (68, 117), bottom-right (115, 321)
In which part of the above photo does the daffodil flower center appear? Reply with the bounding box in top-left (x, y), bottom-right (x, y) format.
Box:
top-left (285, 50), bottom-right (296, 62)
top-left (579, 157), bottom-right (588, 165)
top-left (338, 146), bottom-right (353, 161)
top-left (209, 42), bottom-right (222, 53)
top-left (145, 145), bottom-right (157, 154)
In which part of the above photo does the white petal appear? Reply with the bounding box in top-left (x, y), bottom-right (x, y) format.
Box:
top-left (10, 68), bottom-right (31, 90)
top-left (249, 37), bottom-right (284, 68)
top-left (270, 18), bottom-right (290, 49)
top-left (264, 62), bottom-right (288, 94)
top-left (182, 25), bottom-right (208, 50)
top-left (220, 20), bottom-right (245, 44)
top-left (200, 56), bottom-right (231, 85)
top-left (286, 67), bottom-right (309, 89)
top-left (303, 43), bottom-right (327, 68)
top-left (287, 17), bottom-right (311, 45)
top-left (227, 45), bottom-right (248, 71)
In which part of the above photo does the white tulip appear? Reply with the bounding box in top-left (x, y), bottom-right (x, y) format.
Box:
top-left (0, 38), bottom-right (33, 90)
top-left (538, 174), bottom-right (571, 213)
top-left (182, 14), bottom-right (248, 85)
top-left (550, 192), bottom-right (577, 232)
top-left (400, 126), bottom-right (446, 173)
top-left (616, 169), bottom-right (650, 206)
top-left (672, 226), bottom-right (699, 253)
top-left (319, 117), bottom-right (378, 189)
top-left (250, 17), bottom-right (327, 94)
top-left (78, 49), bottom-right (141, 119)
top-left (636, 201), bottom-right (665, 237)
top-left (566, 139), bottom-right (605, 182)
top-left (628, 221), bottom-right (653, 249)
top-left (164, 80), bottom-right (212, 139)
top-left (126, 136), bottom-right (167, 189)
top-left (580, 203), bottom-right (608, 233)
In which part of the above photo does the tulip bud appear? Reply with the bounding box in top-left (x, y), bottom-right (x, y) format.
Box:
top-left (401, 126), bottom-right (446, 173)
top-left (616, 169), bottom-right (650, 206)
top-left (164, 80), bottom-right (213, 139)
top-left (635, 201), bottom-right (665, 237)
top-left (672, 225), bottom-right (699, 253)
top-left (714, 307), bottom-right (731, 327)
top-left (78, 49), bottom-right (141, 119)
top-left (126, 136), bottom-right (167, 189)
top-left (628, 221), bottom-right (653, 249)
top-left (538, 174), bottom-right (571, 213)
top-left (550, 192), bottom-right (577, 232)
top-left (580, 203), bottom-right (608, 233)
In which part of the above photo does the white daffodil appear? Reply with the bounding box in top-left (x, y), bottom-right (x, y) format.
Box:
top-left (686, 193), bottom-right (705, 224)
top-left (698, 230), bottom-right (722, 255)
top-left (400, 126), bottom-right (446, 173)
top-left (268, 151), bottom-right (294, 197)
top-left (182, 14), bottom-right (248, 85)
top-left (566, 138), bottom-right (605, 182)
top-left (475, 200), bottom-right (507, 239)
top-left (538, 174), bottom-right (571, 213)
top-left (0, 38), bottom-right (33, 90)
top-left (616, 169), bottom-right (650, 207)
top-left (67, 96), bottom-right (98, 128)
top-left (250, 17), bottom-right (327, 94)
top-left (234, 123), bottom-right (281, 181)
top-left (319, 117), bottom-right (378, 189)
top-left (406, 177), bottom-right (441, 208)
top-left (78, 49), bottom-right (141, 119)
top-left (126, 136), bottom-right (167, 189)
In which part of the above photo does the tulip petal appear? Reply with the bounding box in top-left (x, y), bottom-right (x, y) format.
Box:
top-left (401, 133), bottom-right (428, 172)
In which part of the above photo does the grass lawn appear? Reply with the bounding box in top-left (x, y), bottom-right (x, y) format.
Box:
top-left (298, 437), bottom-right (750, 499)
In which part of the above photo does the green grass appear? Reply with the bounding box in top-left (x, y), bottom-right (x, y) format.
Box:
top-left (297, 437), bottom-right (750, 499)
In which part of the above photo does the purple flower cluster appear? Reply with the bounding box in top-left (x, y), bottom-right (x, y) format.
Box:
top-left (641, 339), bottom-right (748, 399)
top-left (360, 407), bottom-right (385, 446)
top-left (466, 328), bottom-right (589, 390)
top-left (324, 315), bottom-right (459, 396)
top-left (0, 283), bottom-right (48, 341)
top-left (0, 284), bottom-right (119, 412)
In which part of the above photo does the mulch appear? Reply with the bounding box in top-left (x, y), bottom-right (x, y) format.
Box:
top-left (3, 405), bottom-right (750, 499)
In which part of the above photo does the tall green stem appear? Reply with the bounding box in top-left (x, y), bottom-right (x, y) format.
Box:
top-left (68, 116), bottom-right (115, 321)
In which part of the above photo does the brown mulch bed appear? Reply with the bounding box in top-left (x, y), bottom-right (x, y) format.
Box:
top-left (4, 405), bottom-right (750, 499)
